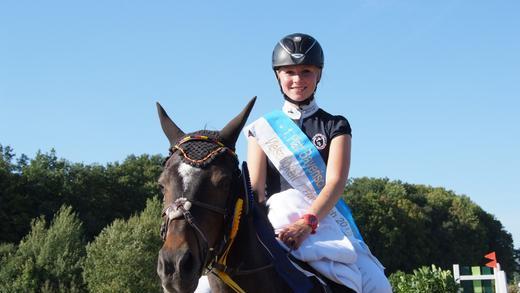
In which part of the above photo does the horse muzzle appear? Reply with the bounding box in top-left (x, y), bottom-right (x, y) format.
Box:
top-left (157, 247), bottom-right (202, 293)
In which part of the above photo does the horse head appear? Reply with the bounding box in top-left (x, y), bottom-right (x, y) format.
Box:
top-left (156, 98), bottom-right (256, 293)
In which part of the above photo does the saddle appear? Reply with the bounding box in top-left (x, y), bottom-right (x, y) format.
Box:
top-left (252, 201), bottom-right (355, 293)
top-left (287, 254), bottom-right (356, 293)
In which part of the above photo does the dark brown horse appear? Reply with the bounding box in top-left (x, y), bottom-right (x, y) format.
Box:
top-left (155, 98), bottom-right (354, 293)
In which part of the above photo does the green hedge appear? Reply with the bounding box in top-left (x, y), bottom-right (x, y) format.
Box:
top-left (389, 265), bottom-right (460, 293)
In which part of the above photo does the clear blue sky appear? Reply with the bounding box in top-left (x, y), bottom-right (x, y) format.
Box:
top-left (1, 1), bottom-right (519, 249)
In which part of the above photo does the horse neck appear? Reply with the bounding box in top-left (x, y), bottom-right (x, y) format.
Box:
top-left (227, 212), bottom-right (270, 269)
top-left (216, 212), bottom-right (288, 293)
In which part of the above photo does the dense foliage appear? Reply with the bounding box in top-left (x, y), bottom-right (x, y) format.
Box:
top-left (83, 198), bottom-right (163, 292)
top-left (0, 206), bottom-right (86, 292)
top-left (389, 265), bottom-right (460, 293)
top-left (344, 177), bottom-right (519, 275)
top-left (509, 272), bottom-right (520, 293)
top-left (1, 144), bottom-right (519, 290)
top-left (0, 144), bottom-right (163, 243)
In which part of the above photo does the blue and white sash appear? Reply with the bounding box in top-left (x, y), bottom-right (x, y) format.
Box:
top-left (246, 110), bottom-right (364, 243)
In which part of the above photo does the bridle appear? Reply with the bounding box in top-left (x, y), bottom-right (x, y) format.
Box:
top-left (160, 135), bottom-right (242, 272)
top-left (159, 134), bottom-right (278, 293)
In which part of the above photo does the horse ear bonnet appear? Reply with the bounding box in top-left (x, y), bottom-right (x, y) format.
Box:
top-left (174, 131), bottom-right (233, 168)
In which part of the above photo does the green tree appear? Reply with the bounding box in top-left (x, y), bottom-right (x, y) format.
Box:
top-left (344, 177), bottom-right (518, 275)
top-left (0, 145), bottom-right (28, 243)
top-left (0, 206), bottom-right (86, 292)
top-left (83, 197), bottom-right (163, 293)
top-left (0, 145), bottom-right (163, 244)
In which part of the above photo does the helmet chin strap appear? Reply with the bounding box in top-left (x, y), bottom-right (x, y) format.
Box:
top-left (283, 92), bottom-right (315, 106)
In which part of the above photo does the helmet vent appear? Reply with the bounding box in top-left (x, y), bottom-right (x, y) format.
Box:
top-left (272, 33), bottom-right (324, 69)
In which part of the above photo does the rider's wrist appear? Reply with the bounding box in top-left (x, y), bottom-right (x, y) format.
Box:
top-left (301, 213), bottom-right (318, 234)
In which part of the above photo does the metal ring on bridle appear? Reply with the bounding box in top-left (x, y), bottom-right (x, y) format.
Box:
top-left (160, 197), bottom-right (220, 271)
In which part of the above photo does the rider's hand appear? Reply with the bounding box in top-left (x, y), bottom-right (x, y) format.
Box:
top-left (278, 219), bottom-right (312, 250)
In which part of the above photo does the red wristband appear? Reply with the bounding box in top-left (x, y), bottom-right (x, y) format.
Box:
top-left (301, 214), bottom-right (318, 234)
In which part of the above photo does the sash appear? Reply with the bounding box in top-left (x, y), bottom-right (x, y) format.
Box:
top-left (246, 110), bottom-right (364, 243)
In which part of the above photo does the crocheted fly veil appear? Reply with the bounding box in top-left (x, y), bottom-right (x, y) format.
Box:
top-left (169, 130), bottom-right (237, 168)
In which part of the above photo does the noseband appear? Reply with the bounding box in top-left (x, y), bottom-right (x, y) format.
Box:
top-left (160, 135), bottom-right (241, 271)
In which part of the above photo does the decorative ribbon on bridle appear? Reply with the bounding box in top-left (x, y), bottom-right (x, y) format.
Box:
top-left (213, 198), bottom-right (246, 293)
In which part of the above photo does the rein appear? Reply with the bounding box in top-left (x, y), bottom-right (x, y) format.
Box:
top-left (161, 135), bottom-right (273, 292)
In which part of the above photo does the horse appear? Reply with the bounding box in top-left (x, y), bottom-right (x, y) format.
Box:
top-left (155, 98), bottom-right (355, 293)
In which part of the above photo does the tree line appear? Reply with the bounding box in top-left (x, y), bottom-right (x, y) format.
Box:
top-left (1, 144), bottom-right (518, 291)
top-left (0, 144), bottom-right (162, 243)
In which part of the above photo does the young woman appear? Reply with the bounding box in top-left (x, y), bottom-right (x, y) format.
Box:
top-left (245, 33), bottom-right (392, 293)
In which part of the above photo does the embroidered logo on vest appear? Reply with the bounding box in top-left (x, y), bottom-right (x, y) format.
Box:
top-left (312, 133), bottom-right (327, 150)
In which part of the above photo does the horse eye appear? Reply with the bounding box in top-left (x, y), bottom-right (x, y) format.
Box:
top-left (158, 183), bottom-right (165, 193)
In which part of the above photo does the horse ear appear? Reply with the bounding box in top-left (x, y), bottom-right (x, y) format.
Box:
top-left (219, 97), bottom-right (256, 149)
top-left (156, 102), bottom-right (185, 147)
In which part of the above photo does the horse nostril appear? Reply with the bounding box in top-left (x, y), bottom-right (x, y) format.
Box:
top-left (157, 250), bottom-right (176, 278)
top-left (178, 252), bottom-right (195, 276)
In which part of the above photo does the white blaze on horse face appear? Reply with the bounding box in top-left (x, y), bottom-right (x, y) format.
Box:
top-left (178, 162), bottom-right (201, 192)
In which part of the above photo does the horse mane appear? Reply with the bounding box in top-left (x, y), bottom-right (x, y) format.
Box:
top-left (251, 200), bottom-right (270, 225)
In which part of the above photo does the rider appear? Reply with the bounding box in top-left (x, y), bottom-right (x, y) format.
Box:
top-left (245, 33), bottom-right (392, 293)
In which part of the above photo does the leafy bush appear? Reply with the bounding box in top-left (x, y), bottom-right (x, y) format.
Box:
top-left (0, 206), bottom-right (86, 293)
top-left (0, 242), bottom-right (16, 261)
top-left (83, 197), bottom-right (163, 293)
top-left (509, 272), bottom-right (520, 293)
top-left (389, 265), bottom-right (460, 293)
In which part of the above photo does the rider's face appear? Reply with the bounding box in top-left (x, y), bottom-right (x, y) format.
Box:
top-left (276, 65), bottom-right (321, 102)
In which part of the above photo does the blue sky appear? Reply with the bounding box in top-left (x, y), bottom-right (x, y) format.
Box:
top-left (1, 1), bottom-right (519, 249)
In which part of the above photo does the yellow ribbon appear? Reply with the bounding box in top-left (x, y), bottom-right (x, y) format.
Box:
top-left (213, 198), bottom-right (245, 293)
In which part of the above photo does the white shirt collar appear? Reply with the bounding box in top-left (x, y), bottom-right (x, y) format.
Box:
top-left (282, 99), bottom-right (320, 120)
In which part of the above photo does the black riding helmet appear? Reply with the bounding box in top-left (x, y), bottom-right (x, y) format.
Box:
top-left (272, 33), bottom-right (324, 105)
top-left (272, 33), bottom-right (324, 70)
